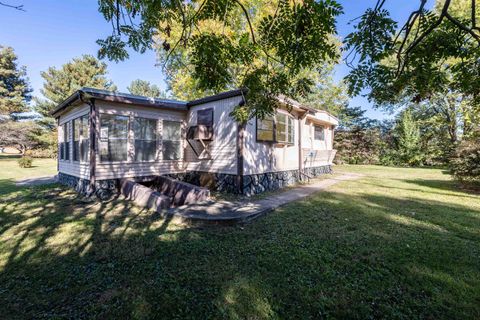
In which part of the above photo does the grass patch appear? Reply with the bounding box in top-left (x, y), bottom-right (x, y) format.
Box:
top-left (1, 162), bottom-right (479, 319)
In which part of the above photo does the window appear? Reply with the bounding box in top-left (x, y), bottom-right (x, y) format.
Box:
top-left (73, 115), bottom-right (89, 162)
top-left (133, 117), bottom-right (157, 161)
top-left (99, 114), bottom-right (129, 162)
top-left (287, 116), bottom-right (295, 144)
top-left (197, 108), bottom-right (213, 126)
top-left (257, 113), bottom-right (295, 144)
top-left (59, 125), bottom-right (64, 160)
top-left (162, 120), bottom-right (182, 160)
top-left (63, 122), bottom-right (70, 161)
top-left (256, 116), bottom-right (275, 142)
top-left (314, 125), bottom-right (325, 141)
top-left (276, 114), bottom-right (287, 143)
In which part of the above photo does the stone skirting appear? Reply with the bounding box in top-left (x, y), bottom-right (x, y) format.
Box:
top-left (58, 173), bottom-right (119, 200)
top-left (59, 165), bottom-right (332, 199)
top-left (168, 165), bottom-right (332, 196)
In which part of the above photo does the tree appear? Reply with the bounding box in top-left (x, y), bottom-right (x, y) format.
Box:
top-left (0, 45), bottom-right (31, 119)
top-left (34, 55), bottom-right (117, 129)
top-left (0, 120), bottom-right (40, 155)
top-left (344, 0), bottom-right (480, 110)
top-left (127, 79), bottom-right (166, 98)
top-left (395, 108), bottom-right (423, 165)
top-left (96, 0), bottom-right (342, 121)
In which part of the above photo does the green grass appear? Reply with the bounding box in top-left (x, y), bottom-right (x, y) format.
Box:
top-left (1, 160), bottom-right (479, 319)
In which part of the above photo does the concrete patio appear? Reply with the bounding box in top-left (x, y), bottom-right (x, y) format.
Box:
top-left (167, 172), bottom-right (363, 224)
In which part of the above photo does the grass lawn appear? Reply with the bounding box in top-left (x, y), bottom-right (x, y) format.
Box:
top-left (1, 159), bottom-right (479, 319)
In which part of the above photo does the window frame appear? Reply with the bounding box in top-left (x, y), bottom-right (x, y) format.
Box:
top-left (256, 112), bottom-right (295, 145)
top-left (72, 114), bottom-right (89, 162)
top-left (314, 125), bottom-right (325, 141)
top-left (62, 122), bottom-right (70, 161)
top-left (99, 113), bottom-right (130, 163)
top-left (197, 108), bottom-right (214, 126)
top-left (162, 120), bottom-right (183, 161)
top-left (133, 117), bottom-right (158, 162)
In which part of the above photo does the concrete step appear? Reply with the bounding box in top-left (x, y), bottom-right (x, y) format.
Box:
top-left (120, 179), bottom-right (171, 212)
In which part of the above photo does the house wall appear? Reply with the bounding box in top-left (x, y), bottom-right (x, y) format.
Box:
top-left (185, 95), bottom-right (242, 175)
top-left (244, 108), bottom-right (337, 176)
top-left (58, 103), bottom-right (90, 179)
top-left (94, 101), bottom-right (188, 180)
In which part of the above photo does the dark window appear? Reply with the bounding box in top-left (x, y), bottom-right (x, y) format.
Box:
top-left (162, 120), bottom-right (182, 160)
top-left (99, 114), bottom-right (129, 162)
top-left (256, 116), bottom-right (275, 142)
top-left (63, 123), bottom-right (70, 161)
top-left (133, 117), bottom-right (157, 161)
top-left (197, 108), bottom-right (213, 126)
top-left (314, 125), bottom-right (325, 141)
top-left (73, 115), bottom-right (89, 162)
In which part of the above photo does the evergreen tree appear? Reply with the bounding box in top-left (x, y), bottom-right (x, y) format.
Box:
top-left (127, 79), bottom-right (166, 98)
top-left (34, 55), bottom-right (117, 129)
top-left (0, 45), bottom-right (31, 119)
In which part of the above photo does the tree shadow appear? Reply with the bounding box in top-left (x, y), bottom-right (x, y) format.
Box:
top-left (0, 180), bottom-right (479, 319)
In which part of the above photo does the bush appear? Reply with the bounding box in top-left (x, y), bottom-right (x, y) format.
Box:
top-left (450, 136), bottom-right (480, 183)
top-left (26, 147), bottom-right (57, 159)
top-left (18, 156), bottom-right (33, 168)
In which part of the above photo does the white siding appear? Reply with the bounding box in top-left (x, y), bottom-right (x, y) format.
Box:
top-left (243, 109), bottom-right (301, 175)
top-left (186, 96), bottom-right (242, 175)
top-left (58, 104), bottom-right (90, 179)
top-left (244, 109), bottom-right (337, 175)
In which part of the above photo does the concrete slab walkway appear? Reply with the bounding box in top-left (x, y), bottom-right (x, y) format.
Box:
top-left (168, 173), bottom-right (363, 224)
top-left (15, 175), bottom-right (58, 187)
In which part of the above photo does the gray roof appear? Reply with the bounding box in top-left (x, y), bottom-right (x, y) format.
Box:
top-left (50, 87), bottom-right (189, 117)
top-left (50, 87), bottom-right (318, 117)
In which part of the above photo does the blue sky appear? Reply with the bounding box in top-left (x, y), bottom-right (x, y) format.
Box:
top-left (0, 0), bottom-right (433, 120)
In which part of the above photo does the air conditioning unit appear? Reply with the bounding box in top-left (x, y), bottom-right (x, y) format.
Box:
top-left (187, 125), bottom-right (214, 141)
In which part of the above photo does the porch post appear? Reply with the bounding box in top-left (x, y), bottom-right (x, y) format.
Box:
top-left (88, 98), bottom-right (97, 194)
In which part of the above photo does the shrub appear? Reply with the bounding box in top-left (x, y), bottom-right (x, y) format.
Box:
top-left (450, 136), bottom-right (480, 183)
top-left (26, 147), bottom-right (57, 159)
top-left (18, 156), bottom-right (33, 168)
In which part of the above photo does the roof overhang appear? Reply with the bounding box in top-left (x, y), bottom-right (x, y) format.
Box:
top-left (50, 87), bottom-right (188, 118)
top-left (187, 88), bottom-right (247, 107)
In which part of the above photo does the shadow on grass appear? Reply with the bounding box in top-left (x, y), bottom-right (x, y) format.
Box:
top-left (0, 180), bottom-right (479, 319)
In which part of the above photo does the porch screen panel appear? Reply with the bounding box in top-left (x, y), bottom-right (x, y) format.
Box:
top-left (162, 120), bottom-right (182, 160)
top-left (73, 115), bottom-right (89, 162)
top-left (99, 114), bottom-right (129, 162)
top-left (63, 123), bottom-right (70, 161)
top-left (59, 125), bottom-right (65, 160)
top-left (133, 117), bottom-right (157, 161)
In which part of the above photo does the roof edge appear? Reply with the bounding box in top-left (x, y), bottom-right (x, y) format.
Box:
top-left (187, 88), bottom-right (247, 107)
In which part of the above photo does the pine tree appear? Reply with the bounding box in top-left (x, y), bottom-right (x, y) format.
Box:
top-left (34, 55), bottom-right (117, 129)
top-left (0, 45), bottom-right (31, 119)
top-left (127, 79), bottom-right (166, 98)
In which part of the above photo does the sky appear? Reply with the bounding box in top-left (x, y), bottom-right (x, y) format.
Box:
top-left (0, 0), bottom-right (434, 120)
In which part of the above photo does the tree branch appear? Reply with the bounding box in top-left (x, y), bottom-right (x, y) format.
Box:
top-left (0, 1), bottom-right (25, 11)
top-left (445, 12), bottom-right (480, 44)
top-left (232, 0), bottom-right (256, 44)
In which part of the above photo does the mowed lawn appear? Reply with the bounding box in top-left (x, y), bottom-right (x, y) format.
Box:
top-left (1, 157), bottom-right (479, 319)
